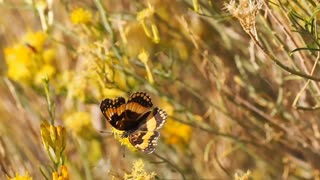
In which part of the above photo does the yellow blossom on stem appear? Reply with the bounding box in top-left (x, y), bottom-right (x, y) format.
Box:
top-left (70, 8), bottom-right (92, 25)
top-left (124, 159), bottom-right (156, 180)
top-left (52, 165), bottom-right (69, 180)
top-left (34, 64), bottom-right (56, 85)
top-left (138, 49), bottom-right (154, 84)
top-left (40, 122), bottom-right (66, 165)
top-left (138, 49), bottom-right (149, 64)
top-left (7, 172), bottom-right (32, 180)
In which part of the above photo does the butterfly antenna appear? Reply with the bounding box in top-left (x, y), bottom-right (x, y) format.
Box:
top-left (99, 130), bottom-right (114, 137)
top-left (136, 130), bottom-right (156, 133)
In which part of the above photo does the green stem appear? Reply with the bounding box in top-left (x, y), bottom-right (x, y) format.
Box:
top-left (43, 78), bottom-right (55, 124)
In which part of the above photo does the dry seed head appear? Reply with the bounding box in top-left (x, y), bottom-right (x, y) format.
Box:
top-left (225, 0), bottom-right (263, 32)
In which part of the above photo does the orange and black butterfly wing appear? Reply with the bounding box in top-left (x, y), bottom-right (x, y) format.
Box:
top-left (100, 97), bottom-right (128, 130)
top-left (129, 107), bottom-right (167, 153)
top-left (125, 92), bottom-right (153, 122)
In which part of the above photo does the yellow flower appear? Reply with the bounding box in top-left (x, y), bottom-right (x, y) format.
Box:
top-left (7, 172), bottom-right (32, 180)
top-left (234, 170), bottom-right (251, 180)
top-left (40, 122), bottom-right (66, 164)
top-left (4, 30), bottom-right (56, 85)
top-left (138, 49), bottom-right (154, 84)
top-left (52, 165), bottom-right (69, 180)
top-left (112, 128), bottom-right (137, 153)
top-left (124, 159), bottom-right (156, 180)
top-left (22, 31), bottom-right (47, 52)
top-left (64, 111), bottom-right (96, 139)
top-left (138, 49), bottom-right (149, 64)
top-left (5, 44), bottom-right (34, 83)
top-left (70, 8), bottom-right (92, 25)
top-left (34, 64), bottom-right (56, 85)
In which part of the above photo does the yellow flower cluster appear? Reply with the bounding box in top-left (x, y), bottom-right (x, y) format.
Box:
top-left (234, 170), bottom-right (251, 180)
top-left (112, 127), bottom-right (137, 153)
top-left (7, 172), bottom-right (32, 180)
top-left (124, 159), bottom-right (156, 180)
top-left (70, 8), bottom-right (92, 25)
top-left (40, 122), bottom-right (66, 165)
top-left (52, 165), bottom-right (69, 180)
top-left (4, 31), bottom-right (56, 85)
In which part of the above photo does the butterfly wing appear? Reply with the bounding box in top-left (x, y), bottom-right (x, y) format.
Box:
top-left (130, 131), bottom-right (160, 154)
top-left (125, 92), bottom-right (153, 122)
top-left (100, 97), bottom-right (128, 130)
top-left (129, 107), bottom-right (168, 153)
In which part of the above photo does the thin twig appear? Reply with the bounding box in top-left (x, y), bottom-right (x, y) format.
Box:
top-left (248, 31), bottom-right (320, 81)
top-left (292, 16), bottom-right (320, 110)
top-left (3, 78), bottom-right (23, 111)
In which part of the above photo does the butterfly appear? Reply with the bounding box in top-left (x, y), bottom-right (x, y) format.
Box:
top-left (100, 91), bottom-right (167, 153)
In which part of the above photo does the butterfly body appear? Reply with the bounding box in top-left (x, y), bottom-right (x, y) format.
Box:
top-left (100, 92), bottom-right (167, 153)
